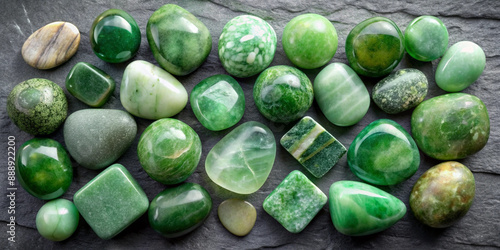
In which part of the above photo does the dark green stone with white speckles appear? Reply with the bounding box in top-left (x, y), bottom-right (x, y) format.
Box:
top-left (7, 78), bottom-right (67, 135)
top-left (372, 68), bottom-right (428, 114)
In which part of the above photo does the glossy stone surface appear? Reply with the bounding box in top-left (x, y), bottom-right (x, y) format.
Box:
top-left (149, 183), bottom-right (212, 238)
top-left (205, 121), bottom-right (276, 194)
top-left (404, 16), bottom-right (448, 61)
top-left (36, 199), bottom-right (79, 241)
top-left (218, 199), bottom-right (257, 236)
top-left (190, 74), bottom-right (245, 131)
top-left (219, 15), bottom-right (277, 78)
top-left (435, 41), bottom-right (486, 92)
top-left (282, 13), bottom-right (338, 69)
top-left (64, 109), bottom-right (137, 170)
top-left (314, 63), bottom-right (370, 126)
top-left (16, 138), bottom-right (73, 200)
top-left (73, 164), bottom-right (148, 240)
top-left (411, 93), bottom-right (490, 160)
top-left (281, 116), bottom-right (346, 178)
top-left (253, 65), bottom-right (313, 123)
top-left (263, 170), bottom-right (327, 233)
top-left (348, 119), bottom-right (420, 185)
top-left (7, 78), bottom-right (67, 135)
top-left (90, 9), bottom-right (141, 63)
top-left (346, 17), bottom-right (405, 77)
top-left (22, 21), bottom-right (80, 69)
top-left (138, 118), bottom-right (201, 185)
top-left (65, 62), bottom-right (115, 107)
top-left (147, 4), bottom-right (211, 75)
top-left (372, 68), bottom-right (428, 114)
top-left (329, 181), bottom-right (406, 236)
top-left (120, 60), bottom-right (188, 119)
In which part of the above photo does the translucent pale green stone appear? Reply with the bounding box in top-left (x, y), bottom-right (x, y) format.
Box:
top-left (404, 15), bottom-right (448, 61)
top-left (36, 199), bottom-right (79, 241)
top-left (65, 62), bottom-right (115, 107)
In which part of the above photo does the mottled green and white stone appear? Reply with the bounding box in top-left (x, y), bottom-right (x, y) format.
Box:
top-left (404, 15), bottom-right (448, 61)
top-left (263, 170), bottom-right (327, 233)
top-left (219, 15), bottom-right (277, 78)
top-left (218, 199), bottom-right (257, 236)
top-left (36, 199), bottom-right (79, 241)
top-left (281, 116), bottom-right (346, 178)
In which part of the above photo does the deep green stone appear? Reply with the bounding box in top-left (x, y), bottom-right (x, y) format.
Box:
top-left (411, 93), bottom-right (490, 160)
top-left (345, 17), bottom-right (405, 77)
top-left (16, 138), bottom-right (72, 200)
top-left (253, 65), bottom-right (313, 123)
top-left (138, 118), bottom-right (201, 185)
top-left (36, 199), bottom-right (79, 241)
top-left (219, 15), bottom-right (277, 78)
top-left (372, 68), bottom-right (428, 114)
top-left (329, 181), bottom-right (406, 236)
top-left (147, 4), bottom-right (212, 76)
top-left (282, 14), bottom-right (338, 69)
top-left (348, 119), bottom-right (420, 185)
top-left (90, 9), bottom-right (141, 63)
top-left (190, 74), bottom-right (245, 131)
top-left (65, 62), bottom-right (115, 107)
top-left (218, 199), bottom-right (257, 236)
top-left (149, 183), bottom-right (212, 238)
top-left (7, 78), bottom-right (67, 135)
top-left (404, 16), bottom-right (448, 61)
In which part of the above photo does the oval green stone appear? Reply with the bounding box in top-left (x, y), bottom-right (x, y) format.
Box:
top-left (36, 199), bottom-right (79, 241)
top-left (218, 199), bottom-right (257, 236)
top-left (404, 15), bottom-right (448, 61)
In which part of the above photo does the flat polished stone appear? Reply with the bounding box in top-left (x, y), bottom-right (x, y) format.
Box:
top-left (218, 199), bottom-right (257, 236)
top-left (65, 62), bottom-right (115, 107)
top-left (36, 199), bottom-right (79, 241)
top-left (405, 16), bottom-right (448, 61)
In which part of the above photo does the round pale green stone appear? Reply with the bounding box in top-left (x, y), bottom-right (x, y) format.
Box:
top-left (282, 13), bottom-right (338, 69)
top-left (219, 15), bottom-right (277, 78)
top-left (65, 62), bottom-right (115, 107)
top-left (36, 199), bottom-right (79, 241)
top-left (218, 199), bottom-right (256, 236)
top-left (405, 16), bottom-right (448, 61)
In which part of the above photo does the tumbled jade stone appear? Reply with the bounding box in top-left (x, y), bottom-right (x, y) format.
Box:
top-left (147, 4), bottom-right (212, 75)
top-left (405, 16), bottom-right (448, 61)
top-left (138, 118), bottom-right (201, 185)
top-left (16, 138), bottom-right (73, 200)
top-left (329, 181), bottom-right (406, 236)
top-left (282, 13), bottom-right (338, 69)
top-left (219, 15), bottom-right (277, 78)
top-left (281, 116), bottom-right (346, 178)
top-left (253, 65), bottom-right (313, 123)
top-left (190, 74), bottom-right (245, 131)
top-left (346, 17), bottom-right (405, 77)
top-left (314, 63), bottom-right (370, 126)
top-left (263, 170), bottom-right (327, 233)
top-left (435, 41), bottom-right (486, 92)
top-left (73, 164), bottom-right (148, 240)
top-left (218, 199), bottom-right (257, 236)
top-left (36, 199), bottom-right (79, 241)
top-left (348, 119), bottom-right (420, 185)
top-left (411, 93), bottom-right (490, 160)
top-left (120, 60), bottom-right (188, 119)
top-left (65, 62), bottom-right (115, 107)
top-left (372, 68), bottom-right (428, 114)
top-left (205, 121), bottom-right (276, 194)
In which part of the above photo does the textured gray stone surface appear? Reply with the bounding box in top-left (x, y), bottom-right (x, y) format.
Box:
top-left (1, 0), bottom-right (499, 249)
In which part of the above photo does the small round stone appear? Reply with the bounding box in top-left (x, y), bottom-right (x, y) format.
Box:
top-left (405, 16), bottom-right (448, 61)
top-left (36, 199), bottom-right (79, 241)
top-left (218, 199), bottom-right (257, 236)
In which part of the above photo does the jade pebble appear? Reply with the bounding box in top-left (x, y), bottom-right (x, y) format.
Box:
top-left (36, 199), bottom-right (79, 241)
top-left (65, 62), bottom-right (115, 107)
top-left (218, 199), bottom-right (257, 236)
top-left (405, 16), bottom-right (448, 61)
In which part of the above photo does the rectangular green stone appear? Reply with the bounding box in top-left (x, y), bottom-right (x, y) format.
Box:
top-left (73, 164), bottom-right (149, 240)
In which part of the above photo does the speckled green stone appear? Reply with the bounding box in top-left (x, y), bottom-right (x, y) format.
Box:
top-left (405, 16), bottom-right (448, 62)
top-left (372, 68), bottom-right (428, 114)
top-left (346, 17), bottom-right (405, 77)
top-left (36, 199), bottom-right (79, 241)
top-left (263, 170), bottom-right (327, 233)
top-left (253, 65), bottom-right (313, 123)
top-left (411, 93), bottom-right (489, 160)
top-left (410, 161), bottom-right (475, 228)
top-left (219, 15), bottom-right (277, 78)
top-left (218, 199), bottom-right (257, 236)
top-left (65, 62), bottom-right (115, 107)
top-left (7, 78), bottom-right (67, 135)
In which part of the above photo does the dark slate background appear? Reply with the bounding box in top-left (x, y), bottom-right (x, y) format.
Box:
top-left (1, 0), bottom-right (499, 249)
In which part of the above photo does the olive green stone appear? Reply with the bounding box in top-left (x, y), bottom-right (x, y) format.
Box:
top-left (218, 199), bottom-right (257, 236)
top-left (404, 16), bottom-right (448, 62)
top-left (65, 62), bottom-right (115, 107)
top-left (36, 199), bottom-right (79, 241)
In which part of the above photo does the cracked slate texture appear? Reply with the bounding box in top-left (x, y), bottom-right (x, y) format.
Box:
top-left (0, 0), bottom-right (499, 249)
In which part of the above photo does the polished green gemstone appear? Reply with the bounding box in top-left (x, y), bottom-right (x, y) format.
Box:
top-left (329, 180), bottom-right (406, 236)
top-left (411, 93), bottom-right (490, 160)
top-left (147, 4), bottom-right (212, 76)
top-left (190, 74), bottom-right (245, 131)
top-left (218, 199), bottom-right (257, 236)
top-left (346, 17), bottom-right (405, 77)
top-left (404, 16), bottom-right (448, 61)
top-left (65, 62), bottom-right (115, 107)
top-left (253, 65), bottom-right (313, 123)
top-left (348, 119), bottom-right (420, 185)
top-left (282, 13), bottom-right (338, 69)
top-left (36, 199), bottom-right (79, 241)
top-left (90, 9), bottom-right (141, 63)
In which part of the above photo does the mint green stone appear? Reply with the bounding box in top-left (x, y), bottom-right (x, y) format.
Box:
top-left (404, 16), bottom-right (448, 61)
top-left (263, 170), bottom-right (327, 233)
top-left (66, 62), bottom-right (115, 107)
top-left (329, 180), bottom-right (406, 236)
top-left (36, 199), bottom-right (79, 241)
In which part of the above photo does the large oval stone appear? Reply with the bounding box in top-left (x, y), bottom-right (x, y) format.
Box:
top-left (218, 199), bottom-right (257, 236)
top-left (205, 121), bottom-right (276, 194)
top-left (404, 15), bottom-right (448, 62)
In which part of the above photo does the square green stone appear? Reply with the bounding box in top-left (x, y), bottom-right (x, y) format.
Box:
top-left (65, 62), bottom-right (115, 107)
top-left (263, 170), bottom-right (327, 233)
top-left (73, 164), bottom-right (149, 239)
top-left (281, 116), bottom-right (346, 178)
